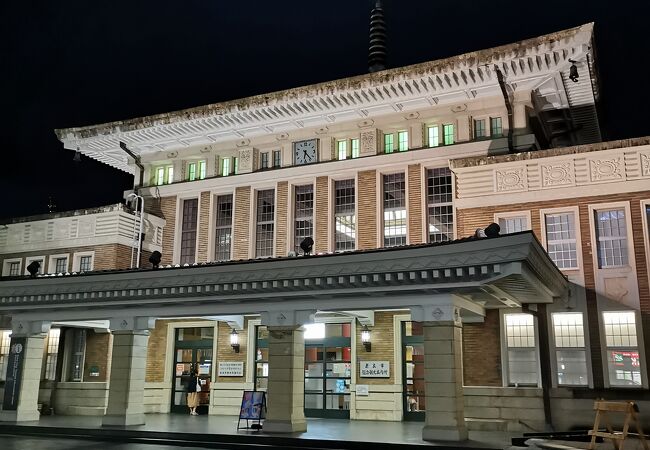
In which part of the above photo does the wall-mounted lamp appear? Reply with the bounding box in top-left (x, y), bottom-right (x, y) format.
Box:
top-left (361, 325), bottom-right (372, 352)
top-left (568, 60), bottom-right (579, 83)
top-left (230, 329), bottom-right (240, 353)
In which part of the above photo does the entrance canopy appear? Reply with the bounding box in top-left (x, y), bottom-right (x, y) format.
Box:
top-left (0, 232), bottom-right (567, 323)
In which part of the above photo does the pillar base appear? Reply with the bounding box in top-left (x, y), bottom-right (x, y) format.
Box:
top-left (263, 419), bottom-right (307, 433)
top-left (102, 413), bottom-right (145, 427)
top-left (422, 425), bottom-right (468, 442)
top-left (0, 409), bottom-right (40, 422)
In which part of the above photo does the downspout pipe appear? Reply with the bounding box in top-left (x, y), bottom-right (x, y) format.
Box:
top-left (119, 141), bottom-right (144, 190)
top-left (494, 65), bottom-right (515, 153)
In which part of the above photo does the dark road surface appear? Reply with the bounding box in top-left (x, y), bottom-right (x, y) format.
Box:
top-left (0, 435), bottom-right (225, 450)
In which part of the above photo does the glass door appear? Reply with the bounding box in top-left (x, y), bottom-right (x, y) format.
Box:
top-left (171, 327), bottom-right (214, 414)
top-left (402, 321), bottom-right (425, 421)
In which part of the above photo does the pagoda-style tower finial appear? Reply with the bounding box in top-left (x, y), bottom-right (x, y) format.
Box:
top-left (368, 0), bottom-right (387, 73)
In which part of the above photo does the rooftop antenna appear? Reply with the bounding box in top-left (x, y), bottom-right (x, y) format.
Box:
top-left (368, 0), bottom-right (387, 73)
top-left (47, 196), bottom-right (57, 213)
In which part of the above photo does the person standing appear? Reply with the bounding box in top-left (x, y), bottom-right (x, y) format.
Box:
top-left (187, 369), bottom-right (200, 416)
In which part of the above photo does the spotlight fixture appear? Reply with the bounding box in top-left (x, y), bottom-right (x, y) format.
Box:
top-left (73, 148), bottom-right (82, 163)
top-left (26, 261), bottom-right (41, 278)
top-left (230, 329), bottom-right (240, 353)
top-left (484, 222), bottom-right (501, 238)
top-left (149, 251), bottom-right (162, 269)
top-left (568, 60), bottom-right (579, 83)
top-left (300, 237), bottom-right (314, 256)
top-left (361, 325), bottom-right (372, 352)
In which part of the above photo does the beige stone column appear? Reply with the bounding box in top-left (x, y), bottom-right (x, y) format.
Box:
top-left (412, 300), bottom-right (468, 442)
top-left (263, 325), bottom-right (307, 433)
top-left (102, 317), bottom-right (154, 427)
top-left (0, 320), bottom-right (50, 422)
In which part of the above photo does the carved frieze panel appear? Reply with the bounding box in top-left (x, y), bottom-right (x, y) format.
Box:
top-left (360, 129), bottom-right (378, 156)
top-left (495, 168), bottom-right (526, 192)
top-left (589, 157), bottom-right (623, 182)
top-left (238, 148), bottom-right (253, 173)
top-left (641, 153), bottom-right (650, 177)
top-left (541, 162), bottom-right (574, 187)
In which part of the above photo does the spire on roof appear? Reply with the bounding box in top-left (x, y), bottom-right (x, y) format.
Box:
top-left (368, 0), bottom-right (387, 73)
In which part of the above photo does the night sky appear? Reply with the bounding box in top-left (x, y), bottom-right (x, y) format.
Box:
top-left (2, 0), bottom-right (649, 220)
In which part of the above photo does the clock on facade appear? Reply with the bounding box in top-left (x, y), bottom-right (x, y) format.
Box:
top-left (293, 139), bottom-right (318, 165)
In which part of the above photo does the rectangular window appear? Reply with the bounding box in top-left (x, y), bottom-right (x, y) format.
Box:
top-left (504, 313), bottom-right (538, 386)
top-left (187, 162), bottom-right (197, 181)
top-left (294, 185), bottom-right (314, 254)
top-left (334, 179), bottom-right (356, 252)
top-left (603, 311), bottom-right (642, 386)
top-left (0, 331), bottom-right (10, 381)
top-left (351, 139), bottom-right (360, 158)
top-left (167, 166), bottom-right (174, 183)
top-left (79, 256), bottom-right (92, 272)
top-left (398, 131), bottom-right (409, 151)
top-left (256, 190), bottom-right (275, 258)
top-left (499, 216), bottom-right (528, 234)
top-left (180, 198), bottom-right (198, 265)
top-left (427, 126), bottom-right (439, 147)
top-left (156, 167), bottom-right (165, 186)
top-left (337, 140), bottom-right (347, 160)
top-left (595, 208), bottom-right (628, 268)
top-left (55, 257), bottom-right (68, 273)
top-left (44, 328), bottom-right (61, 381)
top-left (545, 212), bottom-right (578, 269)
top-left (260, 152), bottom-right (269, 169)
top-left (552, 313), bottom-right (588, 386)
top-left (221, 158), bottom-right (231, 176)
top-left (233, 157), bottom-right (239, 175)
top-left (26, 258), bottom-right (43, 275)
top-left (198, 160), bottom-right (206, 179)
top-left (214, 194), bottom-right (233, 261)
top-left (68, 329), bottom-right (86, 382)
top-left (443, 124), bottom-right (455, 145)
top-left (155, 165), bottom-right (173, 186)
top-left (474, 119), bottom-right (486, 139)
top-left (384, 134), bottom-right (394, 154)
top-left (273, 150), bottom-right (281, 168)
top-left (9, 262), bottom-right (20, 276)
top-left (427, 168), bottom-right (453, 243)
top-left (490, 117), bottom-right (503, 137)
top-left (383, 173), bottom-right (406, 247)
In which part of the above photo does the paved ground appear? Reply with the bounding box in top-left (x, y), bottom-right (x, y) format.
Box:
top-left (0, 414), bottom-right (517, 448)
top-left (0, 435), bottom-right (208, 450)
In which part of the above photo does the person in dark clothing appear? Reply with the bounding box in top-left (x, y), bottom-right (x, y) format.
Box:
top-left (187, 370), bottom-right (200, 415)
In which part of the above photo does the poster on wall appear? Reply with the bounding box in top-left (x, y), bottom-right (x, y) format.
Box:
top-left (218, 361), bottom-right (244, 377)
top-left (359, 361), bottom-right (390, 378)
top-left (2, 337), bottom-right (26, 411)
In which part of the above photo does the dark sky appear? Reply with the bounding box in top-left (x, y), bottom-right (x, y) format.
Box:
top-left (1, 0), bottom-right (649, 220)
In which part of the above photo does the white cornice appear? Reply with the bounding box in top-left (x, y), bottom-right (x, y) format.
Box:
top-left (55, 24), bottom-right (596, 174)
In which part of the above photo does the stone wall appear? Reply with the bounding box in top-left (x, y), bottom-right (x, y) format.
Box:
top-left (52, 382), bottom-right (108, 416)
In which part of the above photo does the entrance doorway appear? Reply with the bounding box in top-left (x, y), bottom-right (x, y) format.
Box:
top-left (171, 327), bottom-right (214, 414)
top-left (254, 323), bottom-right (352, 419)
top-left (402, 321), bottom-right (425, 421)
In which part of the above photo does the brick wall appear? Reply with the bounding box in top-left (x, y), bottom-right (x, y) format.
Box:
top-left (197, 191), bottom-right (211, 262)
top-left (216, 321), bottom-right (249, 383)
top-left (146, 319), bottom-right (170, 383)
top-left (457, 189), bottom-right (650, 389)
top-left (275, 182), bottom-right (288, 257)
top-left (315, 176), bottom-right (329, 253)
top-left (462, 310), bottom-right (502, 386)
top-left (356, 311), bottom-right (397, 385)
top-left (83, 330), bottom-right (111, 382)
top-left (357, 170), bottom-right (377, 250)
top-left (407, 164), bottom-right (424, 244)
top-left (233, 187), bottom-right (251, 260)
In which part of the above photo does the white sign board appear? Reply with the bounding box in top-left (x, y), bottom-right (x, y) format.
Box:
top-left (356, 384), bottom-right (369, 396)
top-left (359, 361), bottom-right (390, 378)
top-left (218, 361), bottom-right (244, 377)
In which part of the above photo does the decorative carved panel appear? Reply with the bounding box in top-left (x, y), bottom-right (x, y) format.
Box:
top-left (541, 162), bottom-right (574, 187)
top-left (495, 168), bottom-right (526, 192)
top-left (641, 153), bottom-right (650, 177)
top-left (360, 130), bottom-right (378, 156)
top-left (589, 157), bottom-right (623, 182)
top-left (238, 148), bottom-right (253, 173)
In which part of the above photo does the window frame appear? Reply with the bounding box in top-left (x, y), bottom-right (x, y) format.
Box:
top-left (255, 189), bottom-right (276, 258)
top-left (220, 157), bottom-right (232, 177)
top-left (293, 184), bottom-right (314, 255)
top-left (600, 310), bottom-right (647, 388)
top-left (383, 133), bottom-right (394, 154)
top-left (426, 125), bottom-right (440, 148)
top-left (641, 200), bottom-right (650, 305)
top-left (178, 197), bottom-right (199, 265)
top-left (24, 255), bottom-right (45, 275)
top-left (62, 328), bottom-right (86, 382)
top-left (336, 140), bottom-right (348, 160)
top-left (540, 206), bottom-right (582, 272)
top-left (426, 167), bottom-right (454, 243)
top-left (2, 258), bottom-right (22, 277)
top-left (500, 310), bottom-right (541, 387)
top-left (72, 251), bottom-right (95, 272)
top-left (47, 253), bottom-right (70, 274)
top-left (473, 118), bottom-right (486, 140)
top-left (260, 152), bottom-right (269, 170)
top-left (550, 311), bottom-right (591, 387)
top-left (494, 211), bottom-right (532, 235)
top-left (381, 171), bottom-right (407, 248)
top-left (0, 330), bottom-right (11, 382)
top-left (588, 202), bottom-right (634, 271)
top-left (153, 164), bottom-right (174, 186)
top-left (332, 178), bottom-right (356, 252)
top-left (43, 328), bottom-right (61, 381)
top-left (272, 150), bottom-right (282, 168)
top-left (213, 193), bottom-right (234, 262)
top-left (490, 116), bottom-right (503, 137)
top-left (442, 123), bottom-right (455, 145)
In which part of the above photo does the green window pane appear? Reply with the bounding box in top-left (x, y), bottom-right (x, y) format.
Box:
top-left (384, 134), bottom-right (394, 154)
top-left (188, 163), bottom-right (196, 181)
top-left (351, 139), bottom-right (360, 158)
top-left (337, 140), bottom-right (347, 160)
top-left (474, 120), bottom-right (486, 139)
top-left (233, 157), bottom-right (239, 175)
top-left (398, 131), bottom-right (409, 151)
top-left (221, 158), bottom-right (231, 177)
top-left (156, 167), bottom-right (165, 186)
top-left (198, 160), bottom-right (206, 179)
top-left (491, 117), bottom-right (503, 137)
top-left (167, 166), bottom-right (174, 184)
top-left (443, 124), bottom-right (454, 145)
top-left (427, 126), bottom-right (439, 147)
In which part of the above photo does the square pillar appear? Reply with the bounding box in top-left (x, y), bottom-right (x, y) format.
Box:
top-left (102, 317), bottom-right (153, 427)
top-left (0, 320), bottom-right (50, 422)
top-left (263, 326), bottom-right (307, 433)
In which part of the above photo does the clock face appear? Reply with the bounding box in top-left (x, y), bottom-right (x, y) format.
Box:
top-left (293, 139), bottom-right (318, 165)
